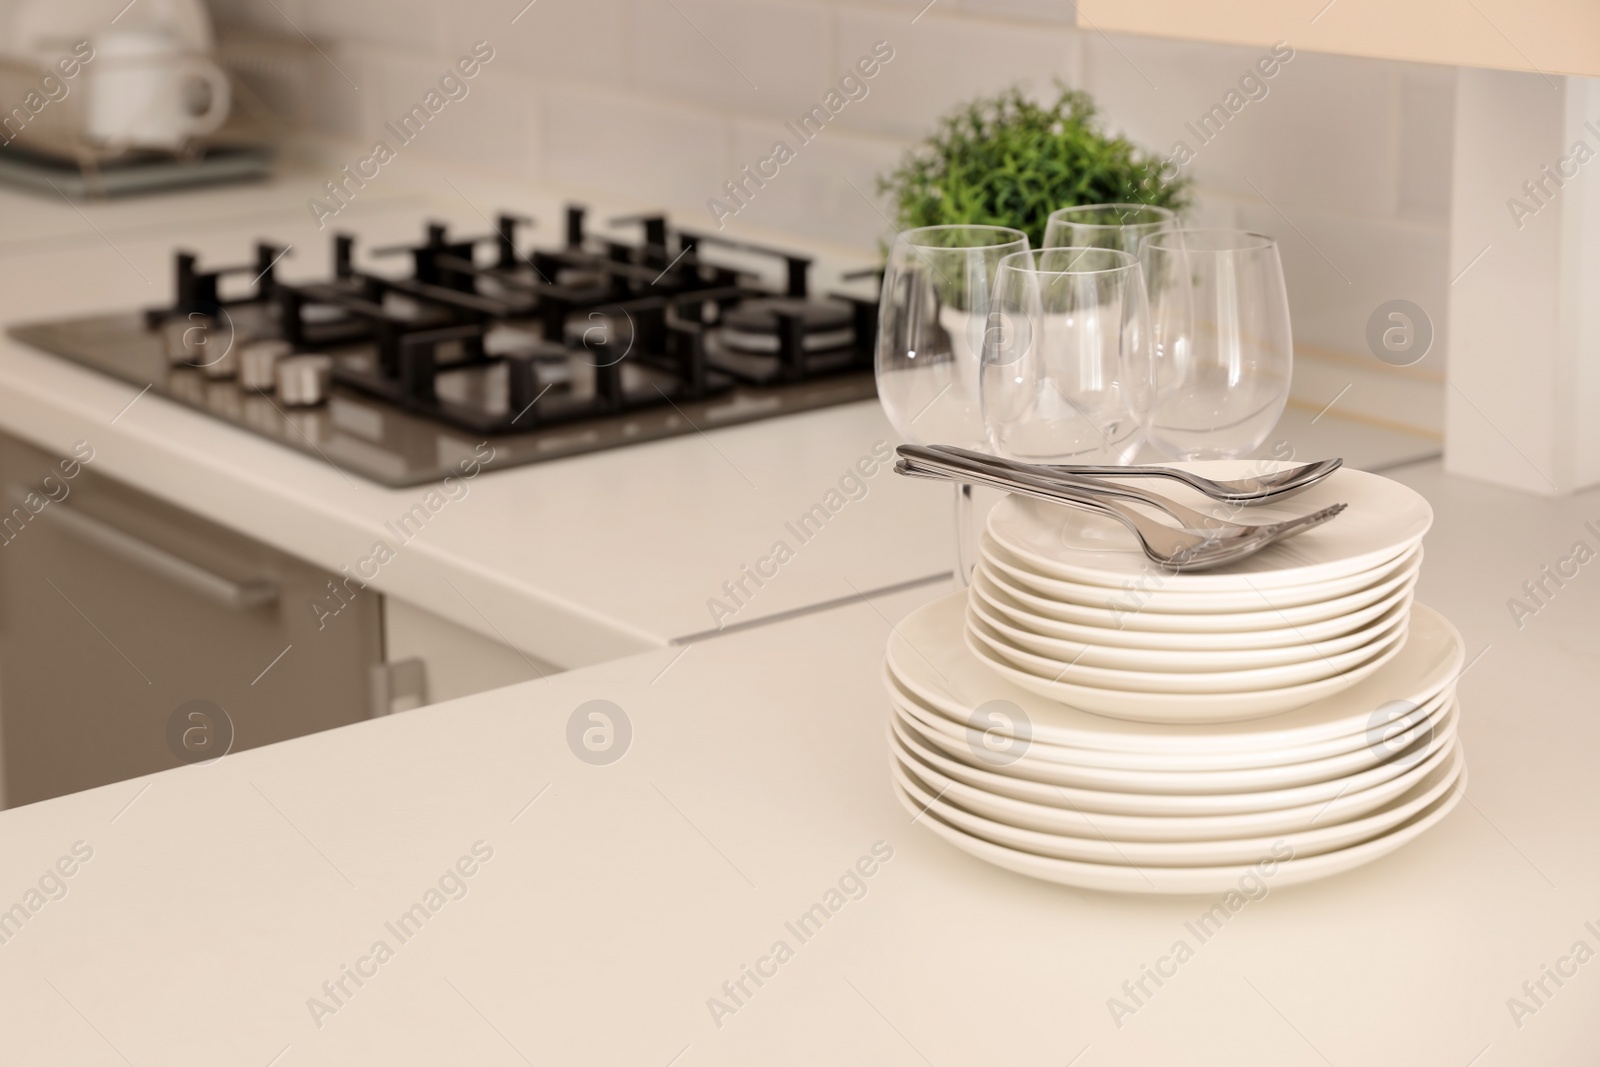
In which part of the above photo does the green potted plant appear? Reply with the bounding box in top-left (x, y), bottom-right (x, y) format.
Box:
top-left (879, 84), bottom-right (1190, 249)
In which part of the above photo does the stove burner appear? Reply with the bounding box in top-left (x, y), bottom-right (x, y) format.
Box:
top-left (11, 203), bottom-right (884, 485)
top-left (718, 297), bottom-right (856, 354)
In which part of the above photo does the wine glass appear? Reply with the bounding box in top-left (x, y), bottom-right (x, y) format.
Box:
top-left (876, 225), bottom-right (1030, 585)
top-left (1142, 229), bottom-right (1292, 459)
top-left (981, 247), bottom-right (1151, 465)
top-left (1043, 203), bottom-right (1178, 257)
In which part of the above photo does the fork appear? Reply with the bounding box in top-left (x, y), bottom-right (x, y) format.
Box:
top-left (909, 445), bottom-right (1276, 532)
top-left (1043, 458), bottom-right (1343, 504)
top-left (894, 456), bottom-right (1346, 572)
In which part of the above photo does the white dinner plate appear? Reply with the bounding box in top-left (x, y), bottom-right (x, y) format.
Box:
top-left (970, 572), bottom-right (1412, 674)
top-left (986, 461), bottom-right (1433, 592)
top-left (889, 719), bottom-right (1456, 841)
top-left (891, 686), bottom-right (1450, 794)
top-left (885, 592), bottom-right (1465, 752)
top-left (893, 752), bottom-right (1467, 894)
top-left (966, 611), bottom-right (1408, 722)
top-left (887, 710), bottom-right (1459, 824)
top-left (893, 738), bottom-right (1465, 868)
top-left (886, 663), bottom-right (1451, 772)
top-left (978, 539), bottom-right (1422, 634)
top-left (988, 539), bottom-right (1422, 615)
top-left (973, 566), bottom-right (1418, 653)
top-left (967, 602), bottom-right (1410, 695)
top-left (891, 698), bottom-right (1458, 816)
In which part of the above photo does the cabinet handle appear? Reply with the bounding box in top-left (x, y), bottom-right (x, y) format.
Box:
top-left (15, 489), bottom-right (279, 611)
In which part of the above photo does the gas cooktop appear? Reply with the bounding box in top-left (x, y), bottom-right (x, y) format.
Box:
top-left (10, 206), bottom-right (880, 487)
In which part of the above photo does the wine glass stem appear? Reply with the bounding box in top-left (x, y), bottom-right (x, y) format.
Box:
top-left (953, 481), bottom-right (977, 588)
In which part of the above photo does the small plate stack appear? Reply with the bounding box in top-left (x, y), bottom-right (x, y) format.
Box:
top-left (887, 462), bottom-right (1469, 894)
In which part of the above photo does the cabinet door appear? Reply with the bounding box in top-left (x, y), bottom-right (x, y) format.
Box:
top-left (0, 433), bottom-right (381, 808)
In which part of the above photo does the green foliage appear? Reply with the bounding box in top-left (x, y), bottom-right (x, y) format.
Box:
top-left (878, 84), bottom-right (1191, 249)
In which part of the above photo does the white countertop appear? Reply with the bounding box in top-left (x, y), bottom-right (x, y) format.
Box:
top-left (0, 167), bottom-right (950, 667)
top-left (0, 457), bottom-right (1595, 1064)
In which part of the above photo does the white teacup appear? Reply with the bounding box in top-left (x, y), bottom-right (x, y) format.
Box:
top-left (86, 28), bottom-right (229, 150)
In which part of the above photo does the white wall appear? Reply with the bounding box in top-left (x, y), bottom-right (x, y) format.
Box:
top-left (209, 0), bottom-right (1455, 433)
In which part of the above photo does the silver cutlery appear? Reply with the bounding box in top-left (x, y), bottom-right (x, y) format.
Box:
top-left (1040, 457), bottom-right (1343, 504)
top-left (911, 445), bottom-right (1320, 533)
top-left (895, 450), bottom-right (1346, 571)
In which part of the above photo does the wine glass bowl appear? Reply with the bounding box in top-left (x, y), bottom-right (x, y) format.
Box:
top-left (1043, 203), bottom-right (1178, 256)
top-left (876, 224), bottom-right (1029, 586)
top-left (981, 247), bottom-right (1152, 465)
top-left (1142, 229), bottom-right (1293, 460)
top-left (875, 225), bottom-right (1030, 450)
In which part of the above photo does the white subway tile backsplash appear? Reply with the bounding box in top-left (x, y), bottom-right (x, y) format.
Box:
top-left (832, 9), bottom-right (1075, 138)
top-left (366, 52), bottom-right (459, 132)
top-left (1085, 34), bottom-right (1399, 219)
top-left (542, 87), bottom-right (729, 208)
top-left (629, 0), bottom-right (830, 120)
top-left (1079, 32), bottom-right (1259, 184)
top-left (723, 119), bottom-right (908, 248)
top-left (301, 45), bottom-right (375, 137)
top-left (952, 0), bottom-right (1077, 23)
top-left (1218, 51), bottom-right (1399, 218)
top-left (1181, 187), bottom-right (1245, 229)
top-left (448, 0), bottom-right (629, 87)
top-left (365, 57), bottom-right (540, 176)
top-left (300, 0), bottom-right (447, 55)
top-left (1235, 200), bottom-right (1450, 373)
top-left (1081, 32), bottom-right (1257, 136)
top-left (832, 0), bottom-right (929, 15)
top-left (209, 0), bottom-right (309, 34)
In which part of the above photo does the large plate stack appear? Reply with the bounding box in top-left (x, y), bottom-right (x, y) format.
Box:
top-left (887, 462), bottom-right (1467, 894)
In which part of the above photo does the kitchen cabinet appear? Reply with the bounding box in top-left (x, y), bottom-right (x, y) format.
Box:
top-left (1077, 0), bottom-right (1600, 77)
top-left (382, 596), bottom-right (552, 706)
top-left (0, 431), bottom-right (381, 807)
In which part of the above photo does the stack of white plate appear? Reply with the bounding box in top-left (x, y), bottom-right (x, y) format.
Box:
top-left (887, 594), bottom-right (1467, 893)
top-left (969, 464), bottom-right (1434, 723)
top-left (886, 463), bottom-right (1466, 893)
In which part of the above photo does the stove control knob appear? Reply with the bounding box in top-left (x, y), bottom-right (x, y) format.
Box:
top-left (276, 354), bottom-right (334, 407)
top-left (239, 339), bottom-right (292, 391)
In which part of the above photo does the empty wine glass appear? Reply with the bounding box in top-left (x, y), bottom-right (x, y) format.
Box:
top-left (981, 247), bottom-right (1151, 465)
top-left (876, 225), bottom-right (1029, 584)
top-left (1142, 229), bottom-right (1292, 459)
top-left (1044, 203), bottom-right (1178, 257)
